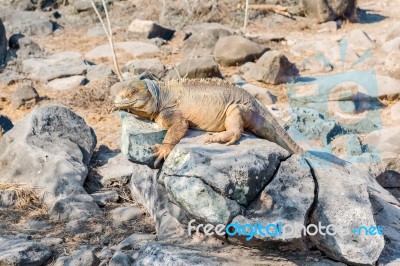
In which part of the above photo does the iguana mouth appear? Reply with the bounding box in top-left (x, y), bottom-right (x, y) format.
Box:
top-left (114, 100), bottom-right (136, 107)
top-left (114, 97), bottom-right (150, 108)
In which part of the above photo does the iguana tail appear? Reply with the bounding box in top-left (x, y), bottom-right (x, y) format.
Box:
top-left (250, 103), bottom-right (303, 154)
top-left (250, 102), bottom-right (350, 173)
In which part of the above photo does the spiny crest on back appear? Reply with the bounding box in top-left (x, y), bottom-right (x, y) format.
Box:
top-left (160, 78), bottom-right (240, 89)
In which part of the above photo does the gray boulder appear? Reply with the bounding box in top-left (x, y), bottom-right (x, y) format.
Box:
top-left (330, 134), bottom-right (369, 163)
top-left (182, 28), bottom-right (232, 56)
top-left (94, 152), bottom-right (134, 187)
top-left (382, 37), bottom-right (400, 54)
top-left (243, 50), bottom-right (298, 85)
top-left (391, 102), bottom-right (400, 122)
top-left (22, 52), bottom-right (88, 82)
top-left (376, 75), bottom-right (400, 101)
top-left (74, 0), bottom-right (94, 12)
top-left (120, 111), bottom-right (166, 166)
top-left (0, 236), bottom-right (52, 266)
top-left (8, 34), bottom-right (44, 60)
top-left (41, 237), bottom-right (64, 247)
top-left (307, 159), bottom-right (385, 265)
top-left (72, 0), bottom-right (110, 13)
top-left (386, 22), bottom-right (400, 42)
top-left (13, 0), bottom-right (36, 10)
top-left (346, 29), bottom-right (375, 55)
top-left (134, 242), bottom-right (231, 265)
top-left (214, 35), bottom-right (267, 66)
top-left (231, 76), bottom-right (277, 105)
top-left (125, 59), bottom-right (165, 79)
top-left (165, 56), bottom-right (222, 80)
top-left (0, 18), bottom-right (6, 66)
top-left (287, 107), bottom-right (341, 146)
top-left (0, 8), bottom-right (53, 36)
top-left (288, 81), bottom-right (359, 105)
top-left (11, 83), bottom-right (39, 108)
top-left (85, 42), bottom-right (159, 61)
top-left (231, 155), bottom-right (314, 249)
top-left (111, 233), bottom-right (156, 251)
top-left (363, 127), bottom-right (400, 155)
top-left (164, 174), bottom-right (242, 225)
top-left (22, 220), bottom-right (51, 231)
top-left (385, 51), bottom-right (400, 79)
top-left (111, 206), bottom-right (144, 222)
top-left (54, 249), bottom-right (100, 266)
top-left (128, 19), bottom-right (175, 41)
top-left (0, 70), bottom-right (24, 87)
top-left (241, 83), bottom-right (277, 105)
top-left (129, 164), bottom-right (160, 218)
top-left (377, 170), bottom-right (400, 189)
top-left (46, 75), bottom-right (87, 91)
top-left (87, 26), bottom-right (106, 37)
top-left (90, 190), bottom-right (119, 206)
top-left (0, 105), bottom-right (101, 220)
top-left (302, 0), bottom-right (357, 23)
top-left (301, 57), bottom-right (333, 74)
top-left (109, 251), bottom-right (134, 266)
top-left (160, 130), bottom-right (290, 206)
top-left (360, 127), bottom-right (400, 187)
top-left (129, 163), bottom-right (187, 239)
top-left (184, 23), bottom-right (234, 34)
top-left (371, 195), bottom-right (400, 265)
top-left (86, 64), bottom-right (114, 82)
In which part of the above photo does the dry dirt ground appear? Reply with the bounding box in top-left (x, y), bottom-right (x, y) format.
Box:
top-left (1, 0), bottom-right (399, 150)
top-left (0, 0), bottom-right (399, 264)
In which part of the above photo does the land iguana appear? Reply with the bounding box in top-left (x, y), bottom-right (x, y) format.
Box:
top-left (114, 78), bottom-right (305, 167)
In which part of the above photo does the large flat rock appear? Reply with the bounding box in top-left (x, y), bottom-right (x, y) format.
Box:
top-left (85, 41), bottom-right (160, 60)
top-left (164, 174), bottom-right (243, 225)
top-left (160, 130), bottom-right (290, 206)
top-left (371, 195), bottom-right (400, 266)
top-left (231, 155), bottom-right (314, 249)
top-left (129, 163), bottom-right (187, 240)
top-left (0, 8), bottom-right (53, 36)
top-left (0, 105), bottom-right (100, 220)
top-left (0, 236), bottom-right (52, 266)
top-left (307, 159), bottom-right (385, 265)
top-left (22, 52), bottom-right (88, 82)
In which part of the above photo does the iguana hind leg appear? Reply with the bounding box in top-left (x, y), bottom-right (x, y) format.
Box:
top-left (204, 104), bottom-right (244, 145)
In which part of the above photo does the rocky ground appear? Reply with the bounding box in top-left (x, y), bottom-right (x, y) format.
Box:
top-left (0, 0), bottom-right (400, 265)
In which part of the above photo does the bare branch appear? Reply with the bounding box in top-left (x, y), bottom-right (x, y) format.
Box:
top-left (243, 0), bottom-right (249, 33)
top-left (90, 0), bottom-right (123, 81)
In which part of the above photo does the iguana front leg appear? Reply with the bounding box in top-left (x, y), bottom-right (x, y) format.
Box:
top-left (151, 109), bottom-right (189, 167)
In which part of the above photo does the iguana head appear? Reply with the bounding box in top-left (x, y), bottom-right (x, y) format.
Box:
top-left (114, 80), bottom-right (158, 115)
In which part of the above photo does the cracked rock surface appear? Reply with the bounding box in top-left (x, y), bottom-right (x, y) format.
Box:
top-left (122, 111), bottom-right (394, 265)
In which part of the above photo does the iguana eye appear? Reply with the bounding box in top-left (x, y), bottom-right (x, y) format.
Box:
top-left (120, 88), bottom-right (137, 99)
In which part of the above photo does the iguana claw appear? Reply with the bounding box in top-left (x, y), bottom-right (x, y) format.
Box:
top-left (151, 144), bottom-right (174, 168)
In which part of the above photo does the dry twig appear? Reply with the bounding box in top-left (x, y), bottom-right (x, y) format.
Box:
top-left (243, 0), bottom-right (249, 33)
top-left (90, 0), bottom-right (123, 81)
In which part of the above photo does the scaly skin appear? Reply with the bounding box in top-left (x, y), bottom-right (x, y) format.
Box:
top-left (114, 78), bottom-right (303, 167)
